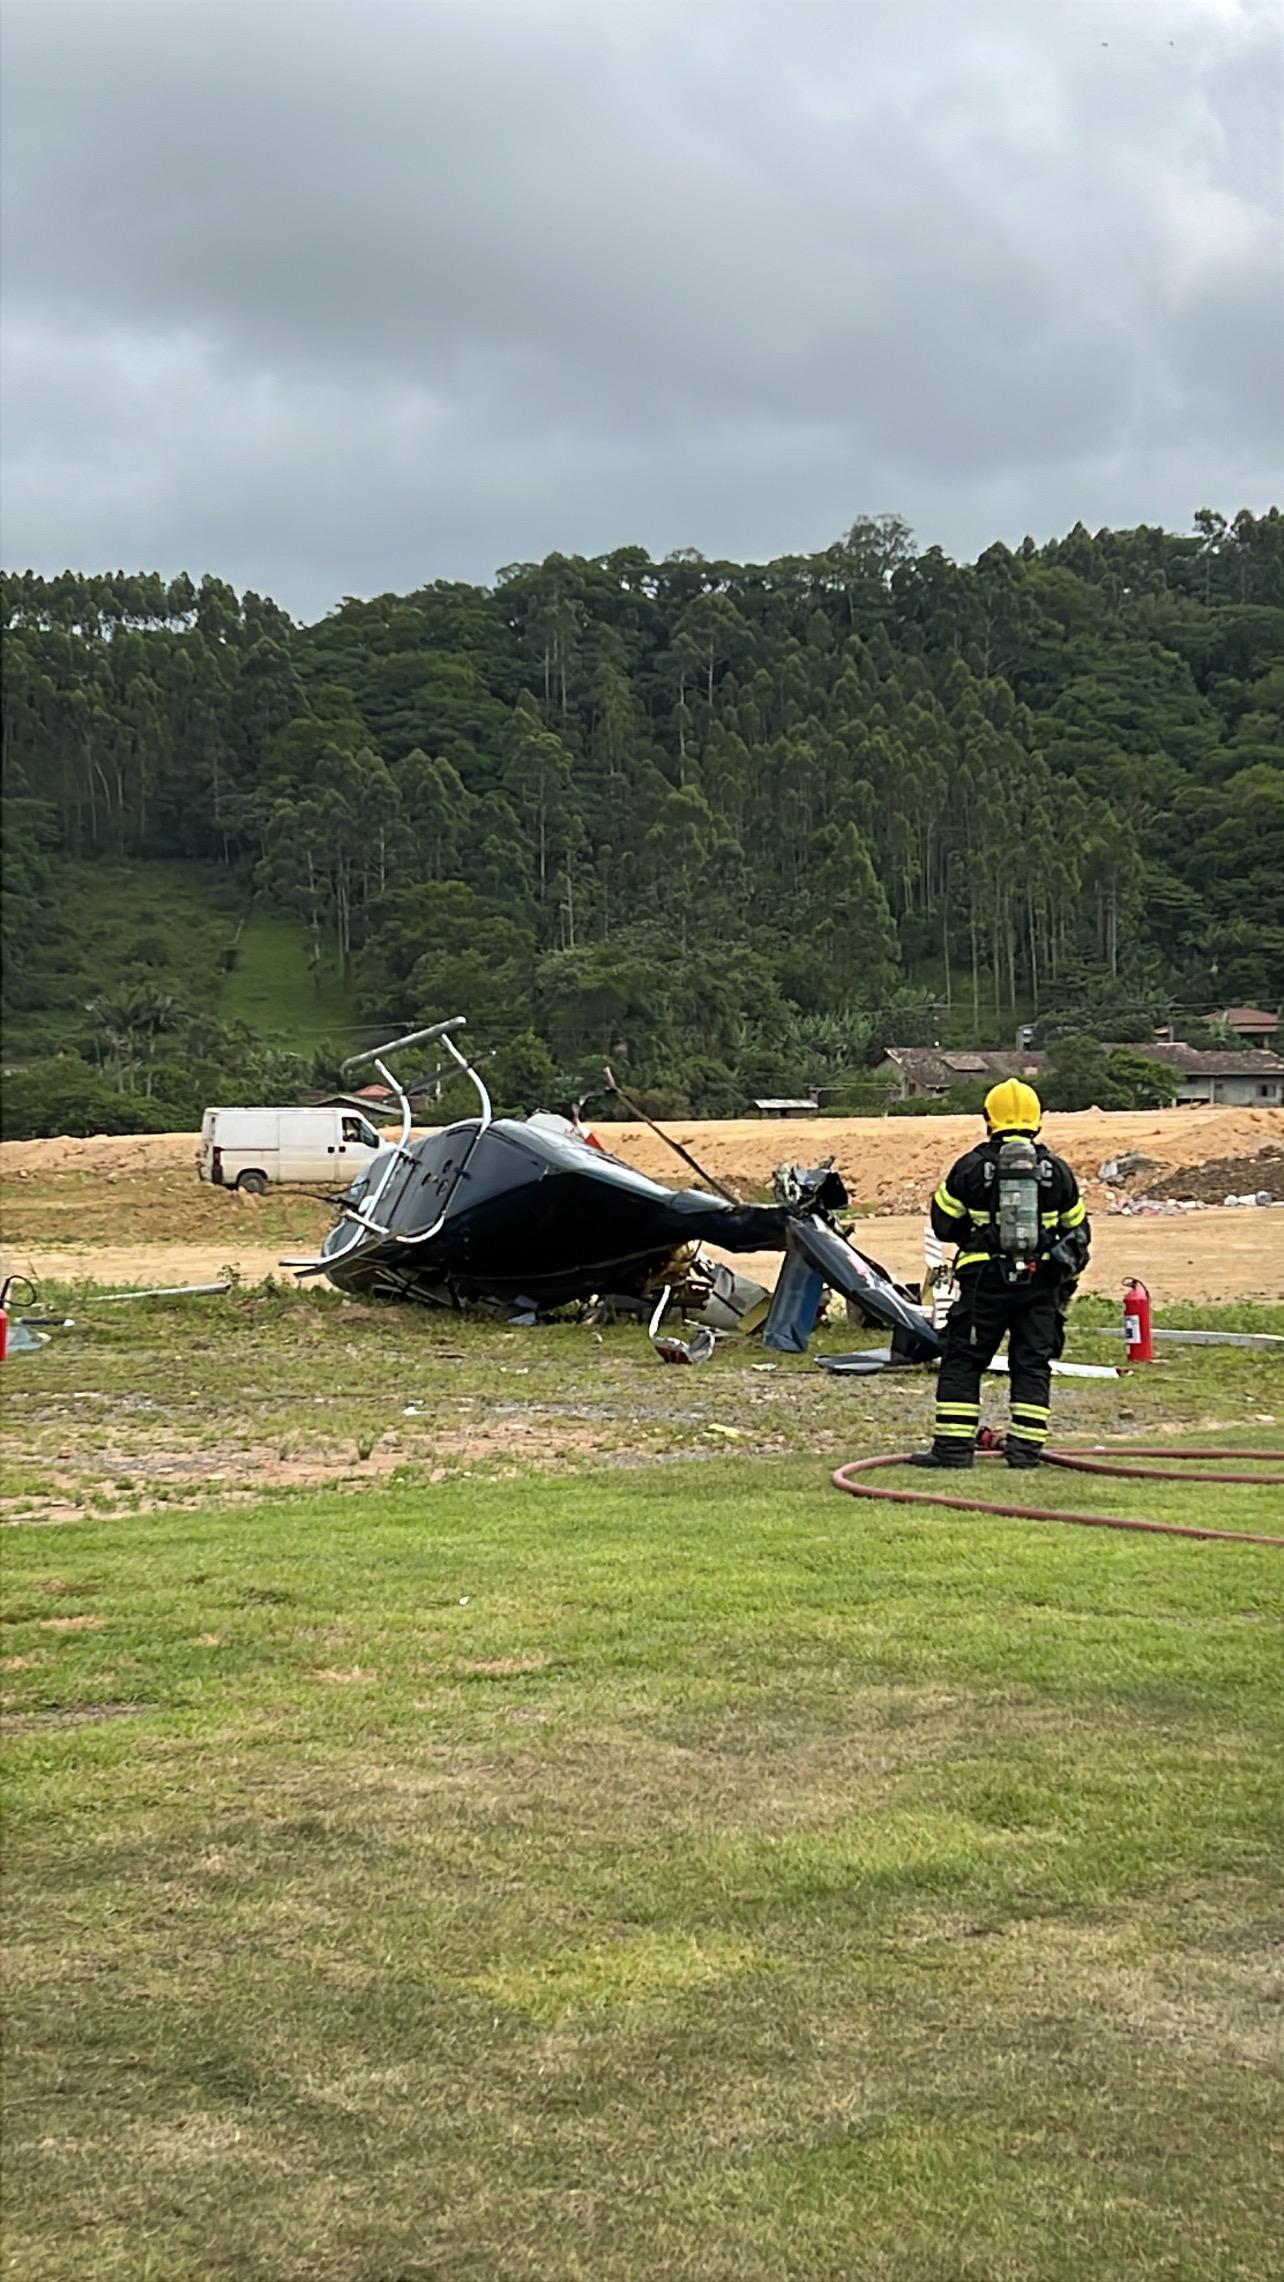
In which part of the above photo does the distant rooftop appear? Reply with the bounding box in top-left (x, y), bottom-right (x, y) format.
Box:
top-left (1116, 1042), bottom-right (1284, 1078)
top-left (881, 1048), bottom-right (1044, 1091)
top-left (1215, 1007), bottom-right (1279, 1032)
top-left (882, 1040), bottom-right (1284, 1091)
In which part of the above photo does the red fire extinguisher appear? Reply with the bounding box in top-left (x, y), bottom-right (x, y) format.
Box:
top-left (0, 1275), bottom-right (35, 1363)
top-left (1123, 1277), bottom-right (1154, 1363)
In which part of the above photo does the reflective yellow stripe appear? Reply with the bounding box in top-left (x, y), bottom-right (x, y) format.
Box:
top-left (933, 1423), bottom-right (977, 1438)
top-left (1011, 1402), bottom-right (1050, 1418)
top-left (1060, 1199), bottom-right (1086, 1228)
top-left (955, 1251), bottom-right (990, 1270)
top-left (1041, 1211), bottom-right (1059, 1226)
top-left (936, 1404), bottom-right (980, 1417)
top-left (934, 1185), bottom-right (966, 1220)
top-left (1009, 1424), bottom-right (1048, 1442)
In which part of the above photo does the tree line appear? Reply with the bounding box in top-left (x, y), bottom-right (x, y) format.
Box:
top-left (2, 507), bottom-right (1281, 1125)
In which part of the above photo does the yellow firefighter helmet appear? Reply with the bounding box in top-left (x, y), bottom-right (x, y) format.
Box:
top-left (983, 1078), bottom-right (1042, 1134)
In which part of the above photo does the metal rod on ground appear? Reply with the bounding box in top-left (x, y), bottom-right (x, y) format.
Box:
top-left (1096, 1327), bottom-right (1284, 1351)
top-left (602, 1066), bottom-right (742, 1202)
top-left (96, 1282), bottom-right (234, 1304)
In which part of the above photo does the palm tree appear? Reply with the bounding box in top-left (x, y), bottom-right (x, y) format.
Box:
top-left (87, 986), bottom-right (186, 1093)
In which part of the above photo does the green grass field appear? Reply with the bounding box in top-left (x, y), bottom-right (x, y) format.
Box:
top-left (3, 1297), bottom-right (1283, 2280)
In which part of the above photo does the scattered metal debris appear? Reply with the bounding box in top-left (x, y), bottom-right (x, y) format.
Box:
top-left (984, 1351), bottom-right (1123, 1382)
top-left (672, 1253), bottom-right (772, 1333)
top-left (764, 1219), bottom-right (943, 1361)
top-left (771, 1158), bottom-right (848, 1212)
top-left (817, 1347), bottom-right (1121, 1381)
top-left (817, 1349), bottom-right (921, 1378)
top-left (648, 1288), bottom-right (717, 1365)
top-left (1110, 1190), bottom-right (1276, 1214)
top-left (1099, 1153), bottom-right (1163, 1184)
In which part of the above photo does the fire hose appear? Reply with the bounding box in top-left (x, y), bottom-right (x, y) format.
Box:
top-left (831, 1442), bottom-right (1284, 1546)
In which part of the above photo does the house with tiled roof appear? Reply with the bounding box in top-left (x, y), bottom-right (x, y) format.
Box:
top-left (878, 1047), bottom-right (1046, 1099)
top-left (1214, 1007), bottom-right (1280, 1047)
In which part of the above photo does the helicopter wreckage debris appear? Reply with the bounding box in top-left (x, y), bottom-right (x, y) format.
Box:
top-left (280, 1018), bottom-right (945, 1370)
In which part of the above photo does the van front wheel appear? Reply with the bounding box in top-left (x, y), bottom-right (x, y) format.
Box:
top-left (237, 1169), bottom-right (269, 1195)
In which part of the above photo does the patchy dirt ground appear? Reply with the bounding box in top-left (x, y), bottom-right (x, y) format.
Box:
top-left (9, 1209), bottom-right (1284, 1308)
top-left (722, 1208), bottom-right (1284, 1308)
top-left (0, 1295), bottom-right (899, 1526)
top-left (3, 1279), bottom-right (1280, 1532)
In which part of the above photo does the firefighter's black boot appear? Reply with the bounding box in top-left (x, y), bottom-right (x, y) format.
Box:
top-left (1005, 1438), bottom-right (1042, 1470)
top-left (909, 1445), bottom-right (975, 1471)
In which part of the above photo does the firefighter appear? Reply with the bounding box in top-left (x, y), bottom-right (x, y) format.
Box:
top-left (912, 1079), bottom-right (1090, 1470)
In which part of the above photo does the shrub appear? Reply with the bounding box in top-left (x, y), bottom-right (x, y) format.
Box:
top-left (887, 1080), bottom-right (991, 1118)
top-left (1040, 1033), bottom-right (1180, 1113)
top-left (820, 1074), bottom-right (898, 1115)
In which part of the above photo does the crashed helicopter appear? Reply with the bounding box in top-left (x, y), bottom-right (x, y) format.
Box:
top-left (282, 1017), bottom-right (944, 1364)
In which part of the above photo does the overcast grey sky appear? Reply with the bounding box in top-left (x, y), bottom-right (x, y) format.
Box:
top-left (2, 0), bottom-right (1280, 621)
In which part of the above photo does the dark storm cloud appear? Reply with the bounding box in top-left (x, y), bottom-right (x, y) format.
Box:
top-left (2, 0), bottom-right (1279, 619)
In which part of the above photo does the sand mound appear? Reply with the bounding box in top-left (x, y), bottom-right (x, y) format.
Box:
top-left (0, 1131), bottom-right (200, 1179)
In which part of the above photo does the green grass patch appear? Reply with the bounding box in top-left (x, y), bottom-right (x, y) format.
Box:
top-left (219, 907), bottom-right (356, 1050)
top-left (3, 1431), bottom-right (1282, 2280)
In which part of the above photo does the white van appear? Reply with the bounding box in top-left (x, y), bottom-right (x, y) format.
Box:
top-left (198, 1107), bottom-right (384, 1193)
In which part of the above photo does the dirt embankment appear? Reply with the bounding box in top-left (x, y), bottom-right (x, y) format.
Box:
top-left (592, 1106), bottom-right (1284, 1212)
top-left (1, 1132), bottom-right (205, 1180)
top-left (5, 1104), bottom-right (1282, 1209)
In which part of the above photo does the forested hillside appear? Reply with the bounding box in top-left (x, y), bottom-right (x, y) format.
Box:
top-left (3, 510), bottom-right (1281, 1128)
